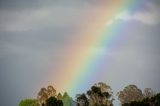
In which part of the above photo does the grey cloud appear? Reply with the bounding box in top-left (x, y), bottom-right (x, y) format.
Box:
top-left (0, 34), bottom-right (68, 105)
top-left (0, 0), bottom-right (107, 10)
top-left (106, 0), bottom-right (160, 26)
top-left (0, 0), bottom-right (115, 32)
top-left (0, 0), bottom-right (96, 32)
top-left (0, 0), bottom-right (46, 10)
top-left (0, 7), bottom-right (86, 32)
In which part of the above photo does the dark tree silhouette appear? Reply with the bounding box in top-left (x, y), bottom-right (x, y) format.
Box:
top-left (46, 96), bottom-right (63, 106)
top-left (122, 93), bottom-right (160, 106)
top-left (76, 93), bottom-right (89, 106)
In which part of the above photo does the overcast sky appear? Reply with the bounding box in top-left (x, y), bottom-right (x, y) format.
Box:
top-left (0, 0), bottom-right (160, 105)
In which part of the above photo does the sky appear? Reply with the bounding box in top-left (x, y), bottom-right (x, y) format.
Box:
top-left (0, 0), bottom-right (160, 105)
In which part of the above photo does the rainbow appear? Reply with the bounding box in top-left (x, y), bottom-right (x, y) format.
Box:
top-left (50, 0), bottom-right (144, 96)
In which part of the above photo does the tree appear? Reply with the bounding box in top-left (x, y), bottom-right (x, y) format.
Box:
top-left (89, 82), bottom-right (113, 106)
top-left (57, 93), bottom-right (63, 100)
top-left (62, 92), bottom-right (72, 106)
top-left (76, 82), bottom-right (113, 106)
top-left (46, 96), bottom-right (63, 106)
top-left (37, 88), bottom-right (48, 105)
top-left (143, 88), bottom-right (155, 98)
top-left (97, 82), bottom-right (111, 93)
top-left (76, 93), bottom-right (89, 106)
top-left (47, 85), bottom-right (56, 98)
top-left (19, 99), bottom-right (39, 106)
top-left (117, 85), bottom-right (143, 105)
top-left (122, 93), bottom-right (160, 106)
top-left (37, 85), bottom-right (57, 105)
top-left (57, 100), bottom-right (63, 106)
top-left (46, 97), bottom-right (57, 106)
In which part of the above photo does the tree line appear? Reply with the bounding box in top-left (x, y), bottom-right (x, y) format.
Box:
top-left (19, 82), bottom-right (159, 106)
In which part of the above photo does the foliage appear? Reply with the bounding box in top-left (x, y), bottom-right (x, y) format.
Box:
top-left (76, 93), bottom-right (89, 106)
top-left (36, 85), bottom-right (72, 106)
top-left (47, 85), bottom-right (56, 97)
top-left (76, 82), bottom-right (113, 106)
top-left (62, 92), bottom-right (73, 106)
top-left (19, 99), bottom-right (39, 106)
top-left (46, 96), bottom-right (63, 106)
top-left (122, 93), bottom-right (160, 106)
top-left (143, 88), bottom-right (155, 98)
top-left (37, 87), bottom-right (48, 105)
top-left (20, 84), bottom-right (159, 106)
top-left (37, 85), bottom-right (56, 105)
top-left (57, 93), bottom-right (63, 100)
top-left (117, 85), bottom-right (143, 104)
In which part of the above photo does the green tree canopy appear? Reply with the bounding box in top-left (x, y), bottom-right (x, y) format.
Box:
top-left (57, 93), bottom-right (63, 100)
top-left (19, 99), bottom-right (39, 106)
top-left (62, 92), bottom-right (72, 106)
